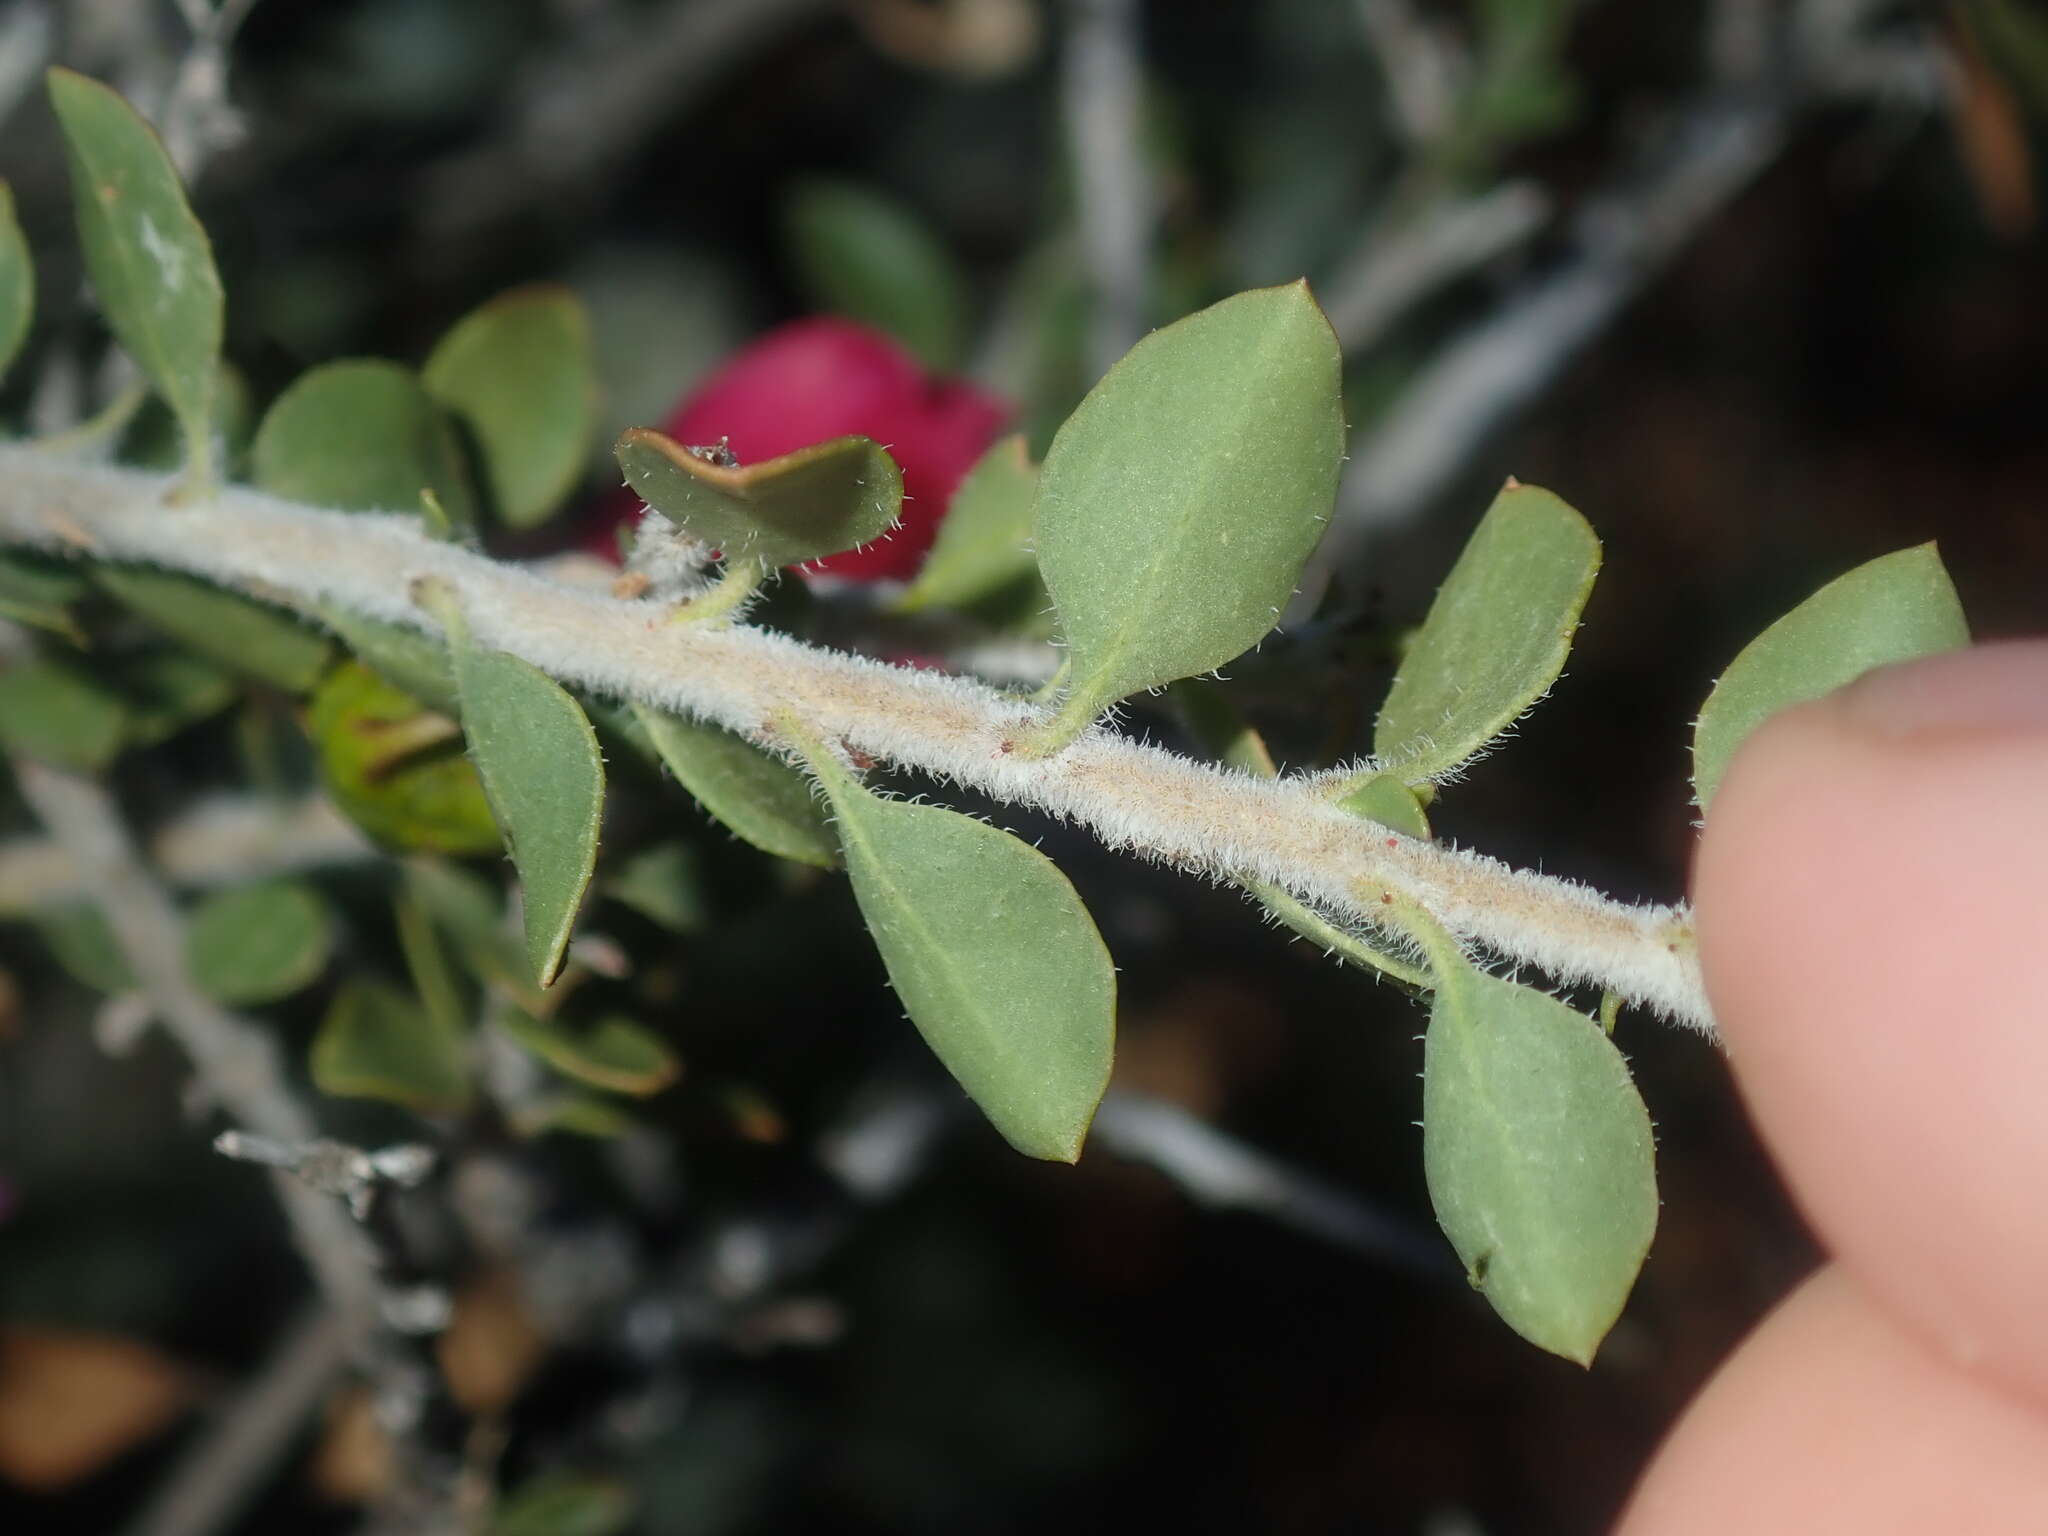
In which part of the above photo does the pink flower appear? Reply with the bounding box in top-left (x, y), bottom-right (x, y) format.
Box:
top-left (602, 318), bottom-right (1007, 580)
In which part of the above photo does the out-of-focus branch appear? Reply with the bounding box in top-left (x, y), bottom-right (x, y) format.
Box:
top-left (1092, 1092), bottom-right (1454, 1276)
top-left (158, 0), bottom-right (261, 178)
top-left (1318, 0), bottom-right (1921, 576)
top-left (0, 793), bottom-right (372, 914)
top-left (0, 1), bottom-right (53, 136)
top-left (13, 762), bottom-right (380, 1326)
top-left (1323, 181), bottom-right (1551, 354)
top-left (415, 0), bottom-right (832, 243)
top-left (1061, 0), bottom-right (1153, 381)
top-left (118, 1305), bottom-right (355, 1536)
top-left (1352, 0), bottom-right (1458, 146)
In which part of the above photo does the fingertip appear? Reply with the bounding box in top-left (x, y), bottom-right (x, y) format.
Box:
top-left (1694, 641), bottom-right (2048, 1404)
top-left (1621, 1267), bottom-right (2048, 1535)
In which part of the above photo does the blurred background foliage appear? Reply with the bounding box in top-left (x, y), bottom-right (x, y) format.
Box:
top-left (0, 0), bottom-right (2044, 1531)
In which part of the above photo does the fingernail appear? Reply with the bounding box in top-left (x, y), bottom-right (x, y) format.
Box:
top-left (1832, 639), bottom-right (2048, 739)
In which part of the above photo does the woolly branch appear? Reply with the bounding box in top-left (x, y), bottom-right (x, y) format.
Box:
top-left (0, 446), bottom-right (1712, 1033)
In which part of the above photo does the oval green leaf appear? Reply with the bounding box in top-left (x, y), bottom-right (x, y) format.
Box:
top-left (317, 606), bottom-right (459, 716)
top-left (1692, 543), bottom-right (1969, 811)
top-left (307, 661), bottom-right (501, 856)
top-left (0, 659), bottom-right (129, 771)
top-left (1333, 773), bottom-right (1432, 841)
top-left (1423, 958), bottom-right (1657, 1364)
top-left (615, 428), bottom-right (903, 570)
top-left (95, 566), bottom-right (331, 693)
top-left (605, 841), bottom-right (708, 934)
top-left (46, 69), bottom-right (222, 486)
top-left (116, 651), bottom-right (238, 748)
top-left (404, 860), bottom-right (550, 1014)
top-left (1373, 481), bottom-right (1600, 783)
top-left (490, 1474), bottom-right (633, 1536)
top-left (183, 880), bottom-right (332, 1006)
top-left (429, 589), bottom-right (605, 989)
top-left (631, 705), bottom-right (836, 869)
top-left (784, 179), bottom-right (968, 371)
top-left (0, 555), bottom-right (86, 643)
top-left (253, 358), bottom-right (477, 525)
top-left (1032, 282), bottom-right (1345, 744)
top-left (311, 978), bottom-right (471, 1115)
top-left (0, 180), bottom-right (31, 381)
top-left (895, 434), bottom-right (1042, 615)
top-left (33, 904), bottom-right (134, 993)
top-left (423, 284), bottom-right (597, 529)
top-left (497, 1012), bottom-right (680, 1096)
top-left (801, 736), bottom-right (1115, 1162)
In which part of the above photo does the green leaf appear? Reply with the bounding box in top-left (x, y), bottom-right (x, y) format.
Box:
top-left (1373, 481), bottom-right (1600, 783)
top-left (95, 566), bottom-right (331, 693)
top-left (1334, 774), bottom-right (1432, 841)
top-left (46, 69), bottom-right (223, 486)
top-left (307, 661), bottom-right (501, 856)
top-left (1969, 0), bottom-right (2048, 113)
top-left (185, 880), bottom-right (332, 1005)
top-left (1423, 956), bottom-right (1657, 1365)
top-left (1031, 282), bottom-right (1344, 745)
top-left (631, 705), bottom-right (836, 869)
top-left (0, 180), bottom-right (31, 381)
top-left (605, 841), bottom-right (707, 933)
top-left (116, 651), bottom-right (238, 747)
top-left (0, 552), bottom-right (88, 642)
top-left (122, 361), bottom-right (253, 475)
top-left (615, 428), bottom-right (903, 570)
top-left (33, 904), bottom-right (134, 993)
top-left (423, 284), bottom-right (597, 529)
top-left (490, 1474), bottom-right (633, 1536)
top-left (404, 860), bottom-right (548, 1013)
top-left (497, 1012), bottom-right (680, 1096)
top-left (316, 606), bottom-right (459, 716)
top-left (1167, 679), bottom-right (1279, 777)
top-left (0, 659), bottom-right (129, 771)
top-left (894, 435), bottom-right (1042, 615)
top-left (428, 587), bottom-right (605, 989)
top-left (253, 359), bottom-right (476, 526)
top-left (784, 179), bottom-right (968, 371)
top-left (799, 734), bottom-right (1116, 1162)
top-left (511, 1094), bottom-right (635, 1140)
top-left (311, 978), bottom-right (471, 1115)
top-left (1692, 544), bottom-right (1969, 811)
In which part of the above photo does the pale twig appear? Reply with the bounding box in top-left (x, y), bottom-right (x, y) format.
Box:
top-left (0, 0), bottom-right (52, 136)
top-left (0, 793), bottom-right (373, 914)
top-left (1061, 0), bottom-right (1154, 381)
top-left (1093, 1093), bottom-right (1452, 1275)
top-left (11, 762), bottom-right (381, 1322)
top-left (118, 1304), bottom-right (355, 1536)
top-left (415, 0), bottom-right (831, 242)
top-left (1318, 0), bottom-right (1910, 568)
top-left (158, 0), bottom-right (261, 178)
top-left (1319, 99), bottom-right (1784, 567)
top-left (1352, 0), bottom-right (1458, 146)
top-left (1322, 181), bottom-right (1551, 354)
top-left (0, 448), bottom-right (1712, 1031)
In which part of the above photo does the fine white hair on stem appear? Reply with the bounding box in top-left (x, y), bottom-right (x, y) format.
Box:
top-left (0, 447), bottom-right (1713, 1033)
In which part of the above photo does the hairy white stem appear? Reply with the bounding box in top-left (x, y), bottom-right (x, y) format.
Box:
top-left (0, 448), bottom-right (1711, 1032)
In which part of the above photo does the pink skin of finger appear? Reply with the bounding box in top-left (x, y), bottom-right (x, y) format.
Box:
top-left (1622, 640), bottom-right (2048, 1531)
